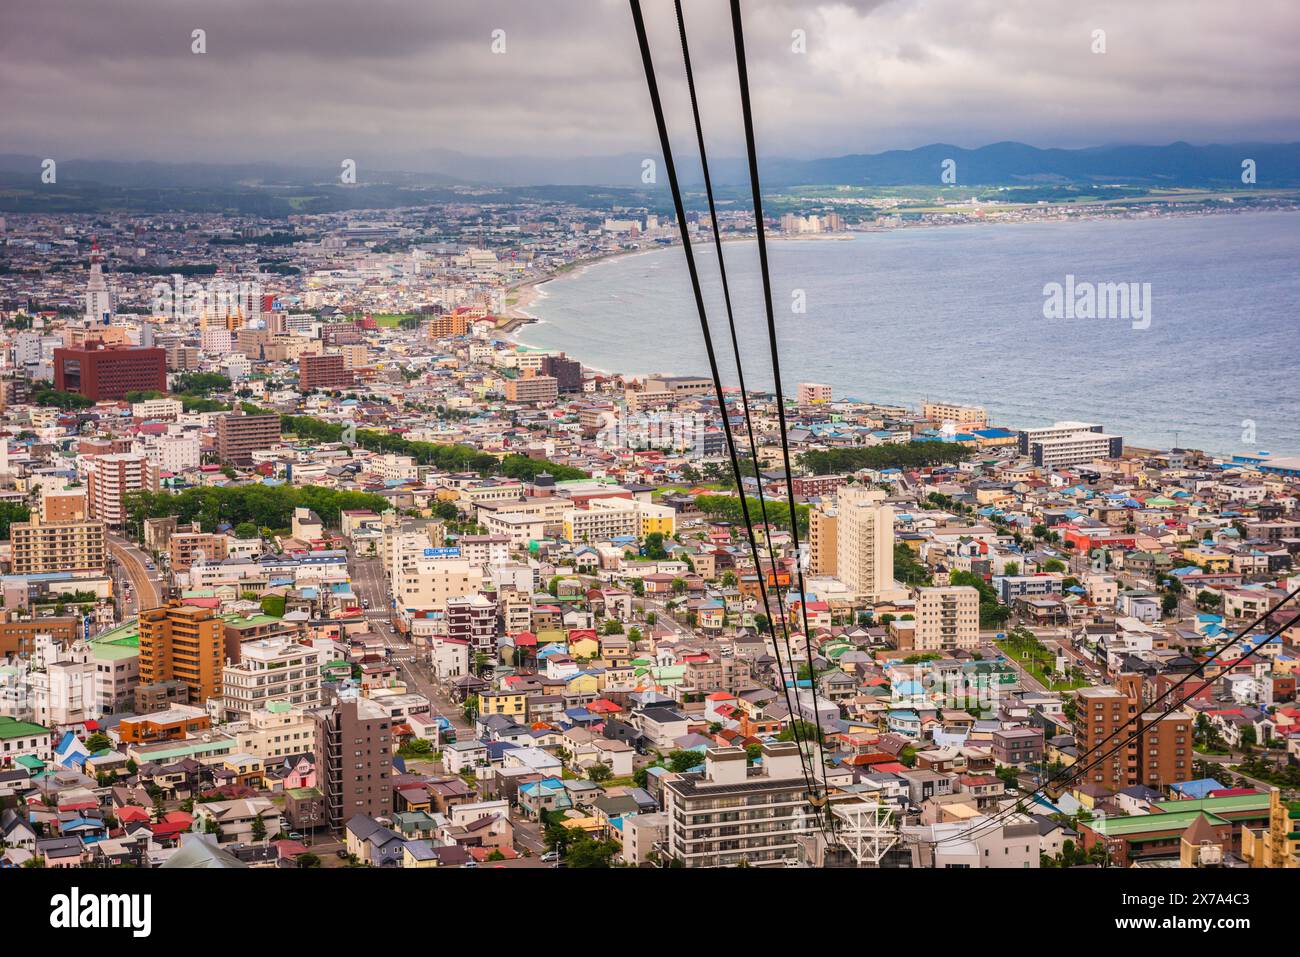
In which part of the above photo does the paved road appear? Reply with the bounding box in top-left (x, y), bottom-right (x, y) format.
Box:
top-left (108, 533), bottom-right (163, 610)
top-left (641, 596), bottom-right (691, 638)
top-left (982, 634), bottom-right (1047, 693)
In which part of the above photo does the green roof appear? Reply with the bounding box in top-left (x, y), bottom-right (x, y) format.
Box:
top-left (0, 716), bottom-right (50, 740)
top-left (90, 619), bottom-right (141, 660)
top-left (1093, 793), bottom-right (1272, 838)
top-left (222, 613), bottom-right (284, 630)
top-left (1150, 793), bottom-right (1270, 816)
top-left (1091, 809), bottom-right (1229, 837)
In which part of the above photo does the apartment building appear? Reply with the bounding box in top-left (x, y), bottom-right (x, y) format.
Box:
top-left (425, 313), bottom-right (471, 339)
top-left (1074, 677), bottom-right (1192, 791)
top-left (796, 382), bottom-right (833, 404)
top-left (169, 530), bottom-right (229, 573)
top-left (835, 484), bottom-right (894, 601)
top-left (1018, 421), bottom-right (1123, 467)
top-left (41, 488), bottom-right (88, 522)
top-left (1031, 430), bottom-right (1124, 468)
top-left (445, 594), bottom-right (497, 654)
top-left (563, 496), bottom-right (675, 542)
top-left (923, 401), bottom-right (989, 429)
top-left (298, 352), bottom-right (353, 391)
top-left (222, 638), bottom-right (324, 721)
top-left (481, 510), bottom-right (549, 546)
top-left (312, 697), bottom-right (393, 829)
top-left (540, 353), bottom-right (582, 392)
top-left (10, 514), bottom-right (108, 576)
top-left (808, 504), bottom-right (838, 576)
top-left (86, 453), bottom-right (159, 527)
top-left (912, 586), bottom-right (980, 652)
top-left (145, 432), bottom-right (202, 473)
top-left (392, 558), bottom-right (483, 614)
top-left (216, 410), bottom-right (282, 465)
top-left (663, 743), bottom-right (815, 868)
top-left (504, 372), bottom-right (559, 405)
top-left (232, 704), bottom-right (318, 762)
top-left (90, 631), bottom-right (138, 715)
top-left (138, 602), bottom-right (224, 705)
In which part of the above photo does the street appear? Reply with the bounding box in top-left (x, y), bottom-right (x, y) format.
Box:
top-left (347, 550), bottom-right (476, 740)
top-left (109, 532), bottom-right (163, 612)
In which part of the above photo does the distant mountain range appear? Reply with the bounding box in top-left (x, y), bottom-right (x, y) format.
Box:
top-left (414, 141), bottom-right (1300, 189)
top-left (1, 141), bottom-right (1296, 215)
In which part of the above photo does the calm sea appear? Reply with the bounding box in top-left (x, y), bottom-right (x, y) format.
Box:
top-left (516, 210), bottom-right (1300, 456)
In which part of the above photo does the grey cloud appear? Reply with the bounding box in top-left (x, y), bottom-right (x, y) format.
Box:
top-left (1, 0), bottom-right (1297, 170)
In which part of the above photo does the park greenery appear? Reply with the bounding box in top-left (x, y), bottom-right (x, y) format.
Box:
top-left (798, 440), bottom-right (970, 475)
top-left (694, 494), bottom-right (809, 535)
top-left (124, 484), bottom-right (390, 538)
top-left (281, 415), bottom-right (587, 481)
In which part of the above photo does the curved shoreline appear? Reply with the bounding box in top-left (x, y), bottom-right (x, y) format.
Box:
top-left (493, 207), bottom-right (1300, 458)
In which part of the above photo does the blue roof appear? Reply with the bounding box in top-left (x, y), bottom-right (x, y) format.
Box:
top-left (1170, 778), bottom-right (1225, 799)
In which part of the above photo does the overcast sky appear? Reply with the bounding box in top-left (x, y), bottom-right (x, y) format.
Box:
top-left (3, 0), bottom-right (1298, 170)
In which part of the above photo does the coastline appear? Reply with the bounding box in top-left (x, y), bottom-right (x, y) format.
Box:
top-left (496, 233), bottom-right (853, 335)
top-left (492, 207), bottom-right (1300, 459)
top-left (496, 200), bottom-right (1300, 337)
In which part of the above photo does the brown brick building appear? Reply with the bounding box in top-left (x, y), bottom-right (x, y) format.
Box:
top-left (312, 697), bottom-right (393, 828)
top-left (53, 343), bottom-right (166, 400)
top-left (1074, 676), bottom-right (1192, 791)
top-left (216, 410), bottom-right (281, 465)
top-left (169, 531), bottom-right (229, 572)
top-left (298, 353), bottom-right (353, 391)
top-left (0, 614), bottom-right (79, 656)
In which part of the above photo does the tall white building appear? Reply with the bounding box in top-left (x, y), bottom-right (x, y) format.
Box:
top-left (913, 586), bottom-right (981, 651)
top-left (86, 453), bottom-right (159, 527)
top-left (835, 485), bottom-right (894, 602)
top-left (84, 243), bottom-right (114, 325)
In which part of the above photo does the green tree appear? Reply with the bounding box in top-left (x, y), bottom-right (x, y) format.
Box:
top-left (666, 749), bottom-right (706, 773)
top-left (564, 832), bottom-right (620, 868)
top-left (0, 501), bottom-right (32, 539)
top-left (643, 531), bottom-right (668, 560)
top-left (778, 719), bottom-right (824, 746)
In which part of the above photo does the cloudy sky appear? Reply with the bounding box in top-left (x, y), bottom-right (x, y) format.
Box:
top-left (3, 0), bottom-right (1298, 171)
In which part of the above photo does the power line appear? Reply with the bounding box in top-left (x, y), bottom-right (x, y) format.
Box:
top-left (908, 586), bottom-right (1300, 850)
top-left (627, 0), bottom-right (822, 818)
top-left (729, 0), bottom-right (835, 827)
top-left (668, 0), bottom-right (827, 814)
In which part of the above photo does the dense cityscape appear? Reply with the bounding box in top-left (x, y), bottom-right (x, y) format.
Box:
top-left (0, 202), bottom-right (1297, 876)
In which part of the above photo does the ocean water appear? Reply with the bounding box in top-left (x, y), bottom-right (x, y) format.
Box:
top-left (516, 210), bottom-right (1300, 456)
